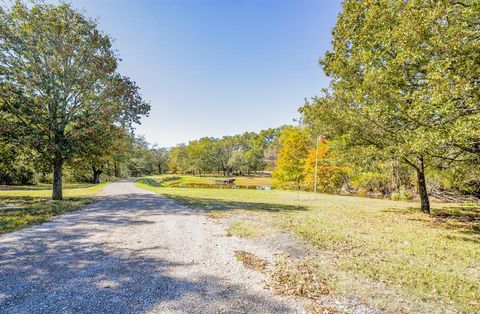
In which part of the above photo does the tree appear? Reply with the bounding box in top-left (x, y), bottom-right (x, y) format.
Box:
top-left (216, 136), bottom-right (239, 176)
top-left (169, 145), bottom-right (187, 174)
top-left (228, 150), bottom-right (249, 175)
top-left (0, 139), bottom-right (36, 185)
top-left (303, 140), bottom-right (346, 193)
top-left (0, 2), bottom-right (149, 199)
top-left (300, 0), bottom-right (479, 213)
top-left (71, 125), bottom-right (132, 183)
top-left (126, 136), bottom-right (156, 177)
top-left (245, 129), bottom-right (280, 174)
top-left (272, 127), bottom-right (311, 190)
top-left (152, 147), bottom-right (170, 174)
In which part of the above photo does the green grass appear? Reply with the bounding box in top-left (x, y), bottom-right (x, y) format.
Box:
top-left (0, 181), bottom-right (110, 198)
top-left (0, 182), bottom-right (109, 234)
top-left (144, 174), bottom-right (272, 187)
top-left (136, 180), bottom-right (480, 313)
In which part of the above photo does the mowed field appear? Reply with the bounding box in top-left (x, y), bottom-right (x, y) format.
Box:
top-left (136, 179), bottom-right (480, 313)
top-left (0, 182), bottom-right (109, 234)
top-left (143, 174), bottom-right (272, 187)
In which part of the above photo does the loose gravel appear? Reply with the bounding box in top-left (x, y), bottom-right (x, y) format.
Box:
top-left (0, 181), bottom-right (304, 313)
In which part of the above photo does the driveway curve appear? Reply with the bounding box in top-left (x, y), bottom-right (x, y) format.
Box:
top-left (0, 181), bottom-right (303, 313)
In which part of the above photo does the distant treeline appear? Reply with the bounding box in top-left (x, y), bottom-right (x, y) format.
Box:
top-left (168, 128), bottom-right (281, 176)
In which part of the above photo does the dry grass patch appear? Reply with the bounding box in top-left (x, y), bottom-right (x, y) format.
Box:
top-left (227, 220), bottom-right (265, 238)
top-left (234, 251), bottom-right (268, 271)
top-left (269, 254), bottom-right (331, 298)
top-left (206, 210), bottom-right (230, 220)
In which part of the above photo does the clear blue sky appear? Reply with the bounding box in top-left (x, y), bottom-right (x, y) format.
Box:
top-left (68, 0), bottom-right (342, 147)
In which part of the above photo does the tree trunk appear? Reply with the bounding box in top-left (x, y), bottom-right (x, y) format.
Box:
top-left (114, 161), bottom-right (119, 177)
top-left (415, 156), bottom-right (430, 214)
top-left (52, 156), bottom-right (63, 200)
top-left (92, 167), bottom-right (102, 184)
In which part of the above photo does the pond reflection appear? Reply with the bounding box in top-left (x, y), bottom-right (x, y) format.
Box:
top-left (172, 183), bottom-right (272, 190)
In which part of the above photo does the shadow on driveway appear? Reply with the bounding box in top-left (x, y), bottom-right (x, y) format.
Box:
top-left (0, 192), bottom-right (296, 313)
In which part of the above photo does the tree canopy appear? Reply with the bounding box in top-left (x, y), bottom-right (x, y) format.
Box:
top-left (300, 0), bottom-right (480, 213)
top-left (0, 1), bottom-right (150, 199)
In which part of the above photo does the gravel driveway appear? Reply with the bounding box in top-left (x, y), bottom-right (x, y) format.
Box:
top-left (0, 181), bottom-right (304, 313)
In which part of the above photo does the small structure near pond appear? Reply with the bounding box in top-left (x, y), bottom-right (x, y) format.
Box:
top-left (214, 178), bottom-right (235, 184)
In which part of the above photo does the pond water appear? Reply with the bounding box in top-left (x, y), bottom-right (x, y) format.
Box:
top-left (172, 183), bottom-right (272, 190)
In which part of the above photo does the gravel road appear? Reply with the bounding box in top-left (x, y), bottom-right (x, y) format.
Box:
top-left (0, 181), bottom-right (304, 313)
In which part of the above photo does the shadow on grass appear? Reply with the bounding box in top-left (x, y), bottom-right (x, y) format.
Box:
top-left (162, 194), bottom-right (308, 213)
top-left (432, 205), bottom-right (480, 222)
top-left (0, 195), bottom-right (48, 205)
top-left (0, 183), bottom-right (100, 192)
top-left (383, 204), bottom-right (480, 241)
top-left (0, 186), bottom-right (46, 191)
top-left (0, 196), bottom-right (91, 234)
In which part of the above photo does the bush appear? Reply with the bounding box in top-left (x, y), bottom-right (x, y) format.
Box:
top-left (0, 163), bottom-right (37, 185)
top-left (357, 187), bottom-right (367, 197)
top-left (353, 172), bottom-right (390, 194)
top-left (390, 187), bottom-right (412, 201)
top-left (303, 141), bottom-right (347, 193)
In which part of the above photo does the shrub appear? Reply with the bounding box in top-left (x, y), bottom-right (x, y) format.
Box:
top-left (353, 172), bottom-right (390, 194)
top-left (357, 187), bottom-right (367, 197)
top-left (390, 187), bottom-right (412, 201)
top-left (303, 142), bottom-right (347, 193)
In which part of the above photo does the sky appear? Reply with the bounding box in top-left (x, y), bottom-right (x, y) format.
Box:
top-left (67, 0), bottom-right (343, 147)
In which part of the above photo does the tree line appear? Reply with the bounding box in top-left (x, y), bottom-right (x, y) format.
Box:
top-left (168, 128), bottom-right (281, 176)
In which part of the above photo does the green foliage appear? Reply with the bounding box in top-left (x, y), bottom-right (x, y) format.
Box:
top-left (125, 136), bottom-right (157, 177)
top-left (429, 163), bottom-right (480, 197)
top-left (227, 151), bottom-right (249, 174)
top-left (168, 127), bottom-right (283, 176)
top-left (303, 141), bottom-right (346, 193)
top-left (0, 140), bottom-right (37, 185)
top-left (151, 147), bottom-right (170, 174)
top-left (352, 172), bottom-right (390, 194)
top-left (69, 126), bottom-right (133, 183)
top-left (0, 1), bottom-right (150, 198)
top-left (390, 187), bottom-right (412, 201)
top-left (300, 0), bottom-right (480, 211)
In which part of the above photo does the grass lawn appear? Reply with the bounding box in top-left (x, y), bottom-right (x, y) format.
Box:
top-left (0, 182), bottom-right (109, 234)
top-left (144, 174), bottom-right (272, 187)
top-left (136, 180), bottom-right (480, 313)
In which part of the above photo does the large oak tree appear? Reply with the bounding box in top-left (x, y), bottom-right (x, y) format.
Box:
top-left (0, 1), bottom-right (150, 199)
top-left (301, 0), bottom-right (479, 213)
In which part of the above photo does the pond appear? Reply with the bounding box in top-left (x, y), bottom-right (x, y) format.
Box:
top-left (172, 183), bottom-right (272, 190)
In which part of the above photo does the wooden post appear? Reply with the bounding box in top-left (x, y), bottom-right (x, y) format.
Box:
top-left (314, 134), bottom-right (321, 200)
